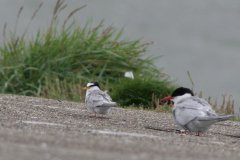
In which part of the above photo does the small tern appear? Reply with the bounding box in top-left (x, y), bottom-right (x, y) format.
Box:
top-left (160, 87), bottom-right (234, 136)
top-left (83, 81), bottom-right (118, 118)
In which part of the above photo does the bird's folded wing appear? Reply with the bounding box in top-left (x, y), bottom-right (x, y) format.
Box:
top-left (178, 96), bottom-right (212, 110)
top-left (101, 91), bottom-right (112, 101)
top-left (197, 114), bottom-right (233, 121)
top-left (93, 90), bottom-right (112, 101)
top-left (174, 107), bottom-right (198, 126)
top-left (86, 90), bottom-right (113, 108)
top-left (97, 102), bottom-right (118, 108)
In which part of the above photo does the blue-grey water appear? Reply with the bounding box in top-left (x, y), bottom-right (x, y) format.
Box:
top-left (0, 0), bottom-right (239, 113)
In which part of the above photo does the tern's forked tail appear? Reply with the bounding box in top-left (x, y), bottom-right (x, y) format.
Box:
top-left (197, 114), bottom-right (234, 122)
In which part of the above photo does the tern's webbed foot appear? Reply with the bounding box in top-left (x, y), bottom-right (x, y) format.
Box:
top-left (195, 132), bottom-right (200, 136)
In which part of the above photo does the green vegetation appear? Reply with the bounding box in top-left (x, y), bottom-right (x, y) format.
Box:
top-left (0, 0), bottom-right (175, 105)
top-left (110, 74), bottom-right (176, 109)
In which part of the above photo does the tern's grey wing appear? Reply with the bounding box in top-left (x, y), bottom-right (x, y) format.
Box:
top-left (101, 90), bottom-right (112, 101)
top-left (197, 114), bottom-right (233, 121)
top-left (93, 90), bottom-right (112, 102)
top-left (86, 90), bottom-right (113, 108)
top-left (174, 96), bottom-right (217, 126)
top-left (173, 106), bottom-right (199, 126)
top-left (173, 96), bottom-right (233, 133)
top-left (178, 96), bottom-right (213, 110)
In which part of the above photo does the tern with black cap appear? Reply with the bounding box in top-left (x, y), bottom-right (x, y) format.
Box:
top-left (83, 81), bottom-right (118, 118)
top-left (160, 87), bottom-right (234, 136)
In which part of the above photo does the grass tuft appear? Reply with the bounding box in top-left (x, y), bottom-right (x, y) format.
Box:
top-left (110, 74), bottom-right (176, 109)
top-left (0, 0), bottom-right (174, 105)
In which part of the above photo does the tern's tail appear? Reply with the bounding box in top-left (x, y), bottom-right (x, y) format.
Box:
top-left (197, 114), bottom-right (234, 122)
top-left (215, 114), bottom-right (234, 121)
top-left (98, 102), bottom-right (119, 108)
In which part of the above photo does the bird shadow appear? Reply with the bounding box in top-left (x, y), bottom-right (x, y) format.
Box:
top-left (210, 131), bottom-right (240, 139)
top-left (224, 134), bottom-right (240, 138)
top-left (144, 126), bottom-right (182, 134)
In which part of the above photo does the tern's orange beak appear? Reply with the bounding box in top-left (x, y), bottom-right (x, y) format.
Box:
top-left (160, 96), bottom-right (173, 101)
top-left (83, 87), bottom-right (90, 90)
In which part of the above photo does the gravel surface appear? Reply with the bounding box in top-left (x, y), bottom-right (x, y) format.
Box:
top-left (0, 93), bottom-right (240, 160)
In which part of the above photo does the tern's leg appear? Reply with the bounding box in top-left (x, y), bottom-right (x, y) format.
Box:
top-left (90, 113), bottom-right (96, 117)
top-left (180, 130), bottom-right (187, 135)
top-left (195, 132), bottom-right (200, 136)
top-left (101, 114), bottom-right (104, 118)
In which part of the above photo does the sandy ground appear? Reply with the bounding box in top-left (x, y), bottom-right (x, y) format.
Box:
top-left (0, 93), bottom-right (240, 160)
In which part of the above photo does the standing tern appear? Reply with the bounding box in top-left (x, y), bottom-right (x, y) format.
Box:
top-left (160, 87), bottom-right (234, 136)
top-left (83, 81), bottom-right (118, 118)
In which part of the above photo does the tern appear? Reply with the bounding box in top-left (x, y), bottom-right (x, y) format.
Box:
top-left (83, 81), bottom-right (118, 118)
top-left (160, 87), bottom-right (234, 136)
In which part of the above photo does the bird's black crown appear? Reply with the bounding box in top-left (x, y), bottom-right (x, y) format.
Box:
top-left (171, 87), bottom-right (194, 97)
top-left (88, 81), bottom-right (100, 88)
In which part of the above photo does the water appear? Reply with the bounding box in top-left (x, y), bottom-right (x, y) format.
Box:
top-left (0, 0), bottom-right (239, 113)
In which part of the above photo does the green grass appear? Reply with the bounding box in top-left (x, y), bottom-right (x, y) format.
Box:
top-left (110, 74), bottom-right (176, 109)
top-left (0, 0), bottom-right (175, 104)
